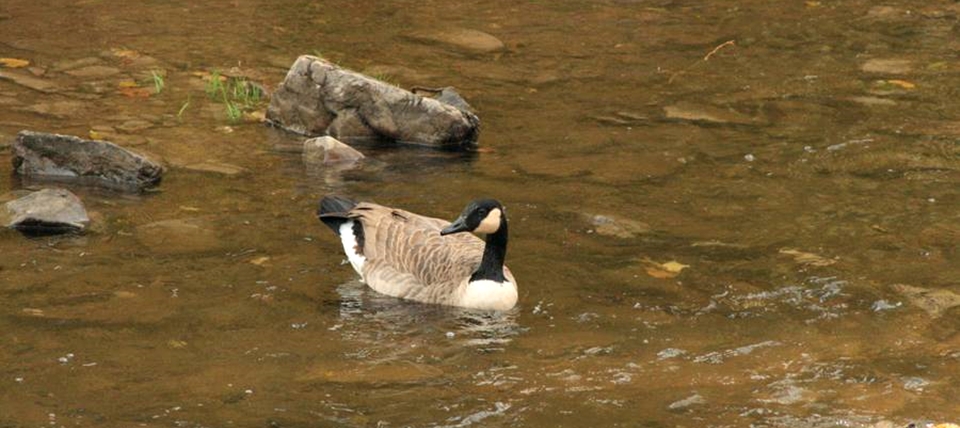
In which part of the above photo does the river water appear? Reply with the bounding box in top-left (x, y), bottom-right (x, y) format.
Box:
top-left (1, 0), bottom-right (958, 426)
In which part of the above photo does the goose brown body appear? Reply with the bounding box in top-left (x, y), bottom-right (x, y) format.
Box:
top-left (319, 199), bottom-right (518, 310)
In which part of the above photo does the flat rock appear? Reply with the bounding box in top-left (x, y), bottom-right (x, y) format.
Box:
top-left (136, 218), bottom-right (223, 254)
top-left (13, 131), bottom-right (164, 192)
top-left (181, 161), bottom-right (248, 176)
top-left (65, 65), bottom-right (121, 79)
top-left (2, 188), bottom-right (89, 235)
top-left (861, 59), bottom-right (913, 75)
top-left (267, 55), bottom-right (480, 148)
top-left (409, 29), bottom-right (505, 53)
top-left (0, 69), bottom-right (60, 93)
top-left (303, 136), bottom-right (365, 166)
top-left (891, 284), bottom-right (960, 317)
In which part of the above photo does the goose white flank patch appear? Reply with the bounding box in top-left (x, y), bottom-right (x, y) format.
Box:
top-left (318, 196), bottom-right (518, 311)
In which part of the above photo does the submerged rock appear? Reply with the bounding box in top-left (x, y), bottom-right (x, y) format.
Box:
top-left (408, 29), bottom-right (505, 53)
top-left (136, 218), bottom-right (222, 255)
top-left (181, 161), bottom-right (248, 177)
top-left (891, 284), bottom-right (960, 317)
top-left (13, 130), bottom-right (164, 192)
top-left (664, 102), bottom-right (760, 125)
top-left (2, 188), bottom-right (89, 235)
top-left (0, 69), bottom-right (60, 93)
top-left (266, 55), bottom-right (480, 149)
top-left (587, 214), bottom-right (650, 238)
top-left (303, 136), bottom-right (365, 167)
top-left (861, 58), bottom-right (913, 75)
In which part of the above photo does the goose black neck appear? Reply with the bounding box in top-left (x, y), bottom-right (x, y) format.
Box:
top-left (470, 220), bottom-right (508, 283)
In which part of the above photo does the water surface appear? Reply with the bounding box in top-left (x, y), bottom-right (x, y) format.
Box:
top-left (1, 0), bottom-right (958, 426)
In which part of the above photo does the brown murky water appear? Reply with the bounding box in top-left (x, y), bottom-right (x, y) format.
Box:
top-left (2, 0), bottom-right (959, 426)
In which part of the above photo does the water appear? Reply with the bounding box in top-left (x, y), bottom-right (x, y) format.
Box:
top-left (1, 0), bottom-right (958, 426)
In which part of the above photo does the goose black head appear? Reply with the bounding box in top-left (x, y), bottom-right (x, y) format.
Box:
top-left (440, 199), bottom-right (505, 236)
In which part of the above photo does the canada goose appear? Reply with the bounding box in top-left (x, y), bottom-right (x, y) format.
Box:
top-left (317, 196), bottom-right (518, 311)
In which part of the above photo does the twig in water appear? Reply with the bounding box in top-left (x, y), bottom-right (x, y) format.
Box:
top-left (668, 39), bottom-right (737, 84)
top-left (703, 40), bottom-right (736, 61)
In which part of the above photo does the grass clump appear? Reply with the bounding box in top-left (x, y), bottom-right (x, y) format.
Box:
top-left (204, 70), bottom-right (265, 123)
top-left (150, 70), bottom-right (165, 94)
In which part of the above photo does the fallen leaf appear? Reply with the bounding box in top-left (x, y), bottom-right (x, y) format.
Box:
top-left (118, 86), bottom-right (152, 98)
top-left (117, 80), bottom-right (140, 88)
top-left (779, 248), bottom-right (836, 266)
top-left (642, 258), bottom-right (689, 279)
top-left (249, 256), bottom-right (270, 266)
top-left (88, 130), bottom-right (104, 140)
top-left (22, 308), bottom-right (44, 317)
top-left (110, 48), bottom-right (140, 59)
top-left (886, 79), bottom-right (916, 89)
top-left (243, 110), bottom-right (266, 122)
top-left (167, 339), bottom-right (188, 349)
top-left (0, 58), bottom-right (30, 68)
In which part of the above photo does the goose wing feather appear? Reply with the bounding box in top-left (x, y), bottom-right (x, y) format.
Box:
top-left (350, 202), bottom-right (485, 305)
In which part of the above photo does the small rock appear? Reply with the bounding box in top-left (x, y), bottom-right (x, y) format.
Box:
top-left (182, 162), bottom-right (248, 176)
top-left (65, 65), bottom-right (122, 79)
top-left (0, 69), bottom-right (60, 93)
top-left (409, 29), bottom-right (505, 53)
top-left (2, 188), bottom-right (89, 235)
top-left (136, 219), bottom-right (222, 254)
top-left (861, 59), bottom-right (913, 75)
top-left (303, 136), bottom-right (365, 166)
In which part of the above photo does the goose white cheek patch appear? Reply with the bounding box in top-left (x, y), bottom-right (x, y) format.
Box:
top-left (475, 208), bottom-right (502, 234)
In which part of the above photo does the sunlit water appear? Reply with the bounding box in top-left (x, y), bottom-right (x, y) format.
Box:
top-left (1, 0), bottom-right (958, 426)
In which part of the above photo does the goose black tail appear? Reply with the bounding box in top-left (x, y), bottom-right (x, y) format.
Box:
top-left (317, 195), bottom-right (358, 234)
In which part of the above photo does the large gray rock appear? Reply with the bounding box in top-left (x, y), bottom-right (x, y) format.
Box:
top-left (266, 55), bottom-right (479, 149)
top-left (2, 188), bottom-right (89, 235)
top-left (303, 136), bottom-right (365, 167)
top-left (13, 131), bottom-right (164, 192)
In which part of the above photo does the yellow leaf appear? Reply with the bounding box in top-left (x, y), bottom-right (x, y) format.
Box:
top-left (642, 259), bottom-right (689, 279)
top-left (88, 130), bottom-right (104, 140)
top-left (249, 256), bottom-right (271, 266)
top-left (117, 80), bottom-right (139, 88)
top-left (779, 249), bottom-right (836, 266)
top-left (0, 58), bottom-right (30, 68)
top-left (886, 79), bottom-right (916, 89)
top-left (167, 339), bottom-right (188, 349)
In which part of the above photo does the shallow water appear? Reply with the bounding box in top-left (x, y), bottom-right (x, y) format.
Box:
top-left (1, 0), bottom-right (958, 426)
